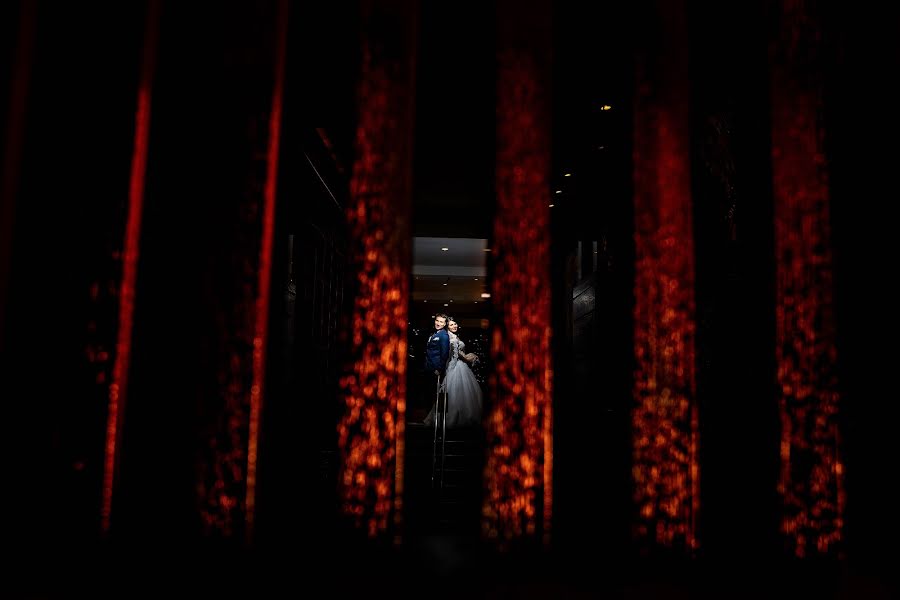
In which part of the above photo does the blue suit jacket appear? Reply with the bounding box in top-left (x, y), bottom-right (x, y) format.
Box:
top-left (424, 329), bottom-right (450, 375)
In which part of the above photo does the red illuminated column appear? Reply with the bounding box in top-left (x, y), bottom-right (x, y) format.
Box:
top-left (483, 0), bottom-right (554, 546)
top-left (631, 0), bottom-right (699, 551)
top-left (337, 0), bottom-right (417, 539)
top-left (770, 0), bottom-right (844, 557)
top-left (244, 0), bottom-right (290, 540)
top-left (101, 0), bottom-right (161, 534)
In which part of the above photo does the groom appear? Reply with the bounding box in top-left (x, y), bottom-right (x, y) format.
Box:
top-left (424, 313), bottom-right (450, 377)
top-left (423, 313), bottom-right (449, 425)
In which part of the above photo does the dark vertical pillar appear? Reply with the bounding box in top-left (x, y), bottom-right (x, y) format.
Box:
top-left (4, 2), bottom-right (149, 583)
top-left (549, 0), bottom-right (635, 566)
top-left (0, 1), bottom-right (35, 352)
top-left (115, 3), bottom-right (287, 557)
top-left (826, 1), bottom-right (900, 580)
top-left (689, 0), bottom-right (780, 568)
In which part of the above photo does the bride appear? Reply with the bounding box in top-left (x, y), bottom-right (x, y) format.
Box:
top-left (425, 317), bottom-right (482, 428)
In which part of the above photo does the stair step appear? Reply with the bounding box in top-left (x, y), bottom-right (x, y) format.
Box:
top-left (406, 424), bottom-right (483, 441)
top-left (402, 424), bottom-right (484, 535)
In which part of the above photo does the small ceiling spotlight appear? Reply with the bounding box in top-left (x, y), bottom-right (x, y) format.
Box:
top-left (564, 173), bottom-right (572, 177)
top-left (441, 247), bottom-right (449, 251)
top-left (481, 293), bottom-right (491, 298)
top-left (548, 204), bottom-right (555, 208)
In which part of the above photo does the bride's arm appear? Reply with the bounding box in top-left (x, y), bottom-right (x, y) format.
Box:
top-left (454, 335), bottom-right (478, 364)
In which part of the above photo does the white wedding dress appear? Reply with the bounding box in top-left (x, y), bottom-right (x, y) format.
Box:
top-left (425, 332), bottom-right (483, 428)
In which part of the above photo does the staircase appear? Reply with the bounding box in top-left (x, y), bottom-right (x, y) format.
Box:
top-left (403, 422), bottom-right (484, 537)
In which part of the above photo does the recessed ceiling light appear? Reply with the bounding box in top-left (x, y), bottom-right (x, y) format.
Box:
top-left (564, 173), bottom-right (572, 177)
top-left (443, 283), bottom-right (448, 286)
top-left (481, 293), bottom-right (491, 298)
top-left (555, 190), bottom-right (562, 194)
top-left (474, 278), bottom-right (478, 281)
top-left (441, 247), bottom-right (449, 251)
top-left (443, 303), bottom-right (449, 306)
top-left (548, 204), bottom-right (555, 208)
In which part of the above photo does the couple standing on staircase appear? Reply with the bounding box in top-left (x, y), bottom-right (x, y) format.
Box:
top-left (423, 313), bottom-right (483, 428)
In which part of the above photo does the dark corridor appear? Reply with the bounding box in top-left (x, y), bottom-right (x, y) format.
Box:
top-left (1, 1), bottom-right (898, 597)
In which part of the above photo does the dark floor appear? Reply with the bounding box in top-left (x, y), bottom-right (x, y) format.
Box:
top-left (11, 538), bottom-right (896, 599)
top-left (7, 424), bottom-right (895, 598)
